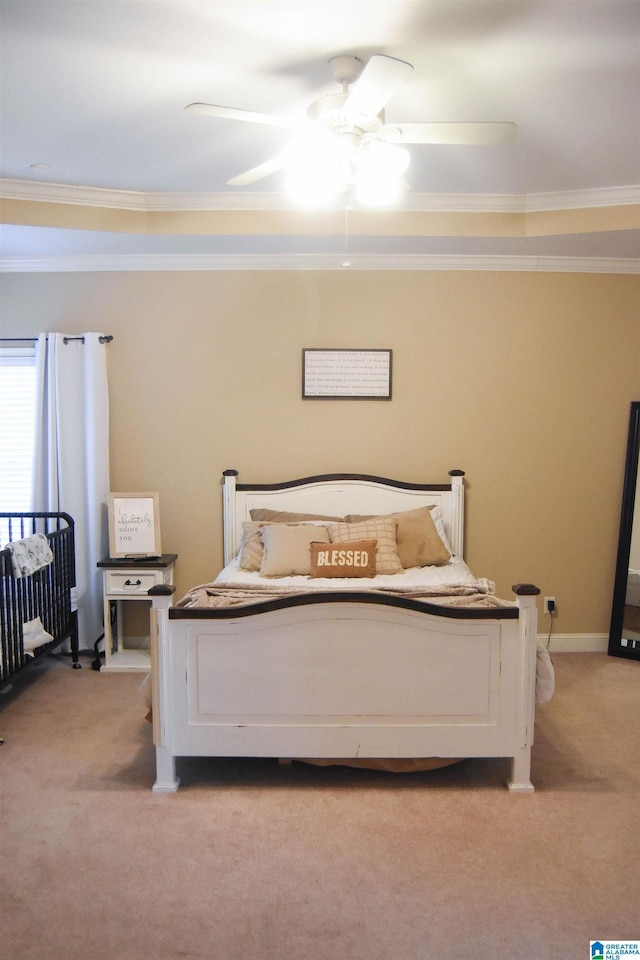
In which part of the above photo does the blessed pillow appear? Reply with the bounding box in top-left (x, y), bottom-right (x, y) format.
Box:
top-left (344, 506), bottom-right (451, 568)
top-left (260, 524), bottom-right (330, 577)
top-left (327, 518), bottom-right (402, 575)
top-left (250, 508), bottom-right (343, 522)
top-left (309, 539), bottom-right (377, 578)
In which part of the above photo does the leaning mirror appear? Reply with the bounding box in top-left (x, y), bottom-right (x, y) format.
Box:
top-left (609, 401), bottom-right (640, 660)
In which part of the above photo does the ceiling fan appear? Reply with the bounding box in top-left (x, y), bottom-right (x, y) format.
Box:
top-left (185, 54), bottom-right (516, 195)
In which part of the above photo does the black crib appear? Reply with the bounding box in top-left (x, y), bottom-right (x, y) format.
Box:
top-left (0, 512), bottom-right (80, 685)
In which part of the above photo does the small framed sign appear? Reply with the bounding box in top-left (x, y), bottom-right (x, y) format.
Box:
top-left (108, 492), bottom-right (162, 558)
top-left (302, 349), bottom-right (392, 399)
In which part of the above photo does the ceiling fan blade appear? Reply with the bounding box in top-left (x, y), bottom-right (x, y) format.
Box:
top-left (344, 55), bottom-right (413, 119)
top-left (185, 102), bottom-right (298, 129)
top-left (227, 155), bottom-right (287, 187)
top-left (380, 121), bottom-right (517, 145)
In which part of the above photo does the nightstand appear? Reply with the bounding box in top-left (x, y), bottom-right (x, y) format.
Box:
top-left (97, 554), bottom-right (177, 672)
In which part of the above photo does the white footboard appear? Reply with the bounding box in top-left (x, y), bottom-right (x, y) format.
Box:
top-left (149, 586), bottom-right (539, 794)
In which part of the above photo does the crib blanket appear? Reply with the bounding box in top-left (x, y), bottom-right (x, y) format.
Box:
top-left (4, 534), bottom-right (54, 578)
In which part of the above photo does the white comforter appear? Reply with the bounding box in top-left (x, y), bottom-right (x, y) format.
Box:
top-left (214, 554), bottom-right (481, 591)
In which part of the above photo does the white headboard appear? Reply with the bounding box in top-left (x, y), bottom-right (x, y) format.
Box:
top-left (221, 470), bottom-right (465, 567)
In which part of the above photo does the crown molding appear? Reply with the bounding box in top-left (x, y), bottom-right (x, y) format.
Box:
top-left (525, 185), bottom-right (640, 211)
top-left (1, 178), bottom-right (639, 214)
top-left (1, 253), bottom-right (638, 274)
top-left (1, 179), bottom-right (149, 210)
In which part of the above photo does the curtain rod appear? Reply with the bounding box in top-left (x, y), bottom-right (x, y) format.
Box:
top-left (0, 335), bottom-right (113, 344)
top-left (63, 335), bottom-right (113, 344)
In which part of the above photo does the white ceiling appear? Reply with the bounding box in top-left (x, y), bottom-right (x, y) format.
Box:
top-left (1, 0), bottom-right (639, 271)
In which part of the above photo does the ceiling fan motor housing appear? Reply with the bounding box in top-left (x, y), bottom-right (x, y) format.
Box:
top-left (307, 93), bottom-right (383, 134)
top-left (328, 55), bottom-right (363, 86)
top-left (309, 55), bottom-right (384, 135)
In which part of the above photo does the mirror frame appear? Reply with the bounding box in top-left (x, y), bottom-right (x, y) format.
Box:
top-left (608, 401), bottom-right (640, 660)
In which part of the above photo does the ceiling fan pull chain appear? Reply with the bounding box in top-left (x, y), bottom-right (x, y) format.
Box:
top-left (342, 200), bottom-right (351, 268)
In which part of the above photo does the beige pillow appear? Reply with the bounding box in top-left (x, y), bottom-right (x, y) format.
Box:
top-left (238, 520), bottom-right (335, 571)
top-left (327, 518), bottom-right (402, 575)
top-left (260, 524), bottom-right (330, 577)
top-left (345, 506), bottom-right (451, 568)
top-left (309, 539), bottom-right (377, 578)
top-left (250, 508), bottom-right (343, 522)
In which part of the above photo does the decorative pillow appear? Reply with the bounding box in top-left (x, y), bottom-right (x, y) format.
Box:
top-left (238, 521), bottom-right (269, 571)
top-left (309, 539), bottom-right (377, 578)
top-left (238, 520), bottom-right (335, 571)
top-left (344, 506), bottom-right (451, 568)
top-left (327, 518), bottom-right (402, 575)
top-left (250, 508), bottom-right (343, 522)
top-left (260, 524), bottom-right (330, 577)
top-left (428, 506), bottom-right (454, 555)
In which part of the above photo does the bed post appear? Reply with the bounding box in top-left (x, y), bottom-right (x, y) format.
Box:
top-left (448, 470), bottom-right (465, 558)
top-left (149, 585), bottom-right (180, 793)
top-left (507, 583), bottom-right (540, 794)
top-left (223, 470), bottom-right (239, 567)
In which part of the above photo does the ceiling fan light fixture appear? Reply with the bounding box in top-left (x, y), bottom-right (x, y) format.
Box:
top-left (284, 129), bottom-right (357, 206)
top-left (285, 168), bottom-right (344, 207)
top-left (356, 138), bottom-right (410, 179)
top-left (352, 138), bottom-right (410, 207)
top-left (284, 128), bottom-right (410, 208)
top-left (353, 171), bottom-right (406, 208)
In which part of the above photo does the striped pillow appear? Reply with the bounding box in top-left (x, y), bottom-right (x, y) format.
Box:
top-left (327, 518), bottom-right (402, 575)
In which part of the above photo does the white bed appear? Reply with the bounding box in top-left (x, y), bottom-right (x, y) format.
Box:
top-left (149, 469), bottom-right (546, 793)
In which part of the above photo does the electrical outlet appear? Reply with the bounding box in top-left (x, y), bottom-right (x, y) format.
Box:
top-left (544, 597), bottom-right (556, 615)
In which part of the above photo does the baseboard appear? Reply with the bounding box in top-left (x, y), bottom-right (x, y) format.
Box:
top-left (541, 633), bottom-right (608, 653)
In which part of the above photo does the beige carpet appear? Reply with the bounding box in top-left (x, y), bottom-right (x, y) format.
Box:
top-left (1, 651), bottom-right (639, 960)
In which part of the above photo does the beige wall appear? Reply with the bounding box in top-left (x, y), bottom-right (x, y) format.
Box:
top-left (2, 268), bottom-right (638, 632)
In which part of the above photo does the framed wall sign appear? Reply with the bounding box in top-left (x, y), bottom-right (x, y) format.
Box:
top-left (302, 349), bottom-right (392, 399)
top-left (108, 492), bottom-right (162, 558)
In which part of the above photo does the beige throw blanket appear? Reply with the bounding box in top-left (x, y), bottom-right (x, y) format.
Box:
top-left (176, 577), bottom-right (515, 610)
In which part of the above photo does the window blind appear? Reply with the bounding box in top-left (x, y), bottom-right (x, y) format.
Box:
top-left (0, 346), bottom-right (37, 540)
